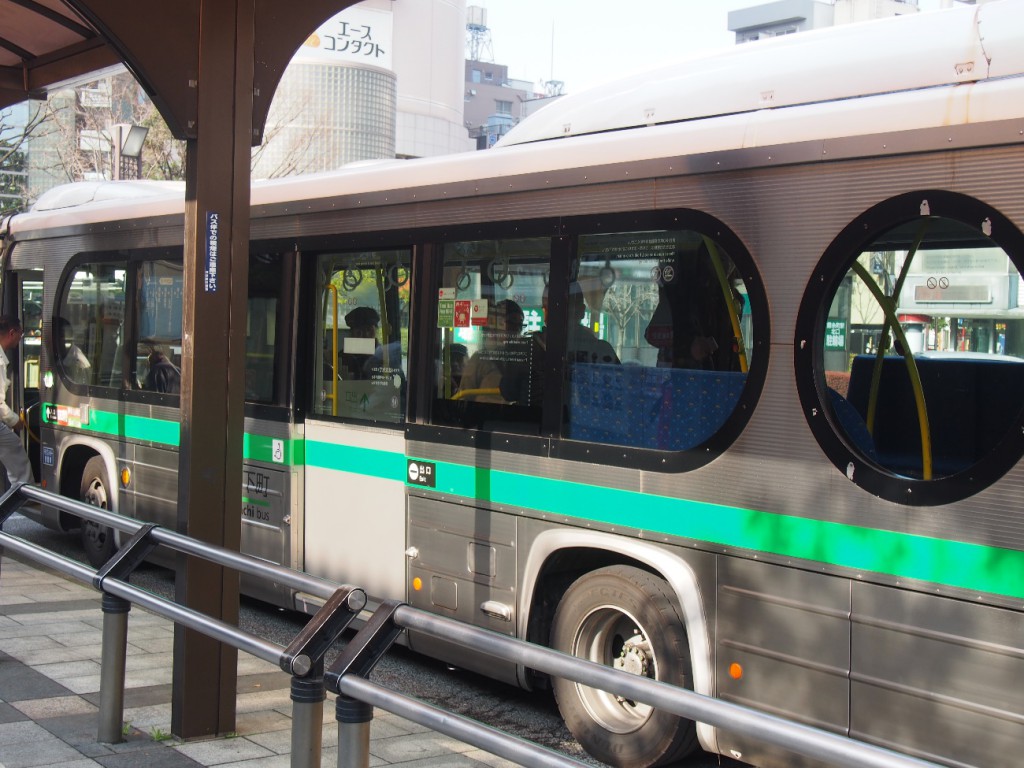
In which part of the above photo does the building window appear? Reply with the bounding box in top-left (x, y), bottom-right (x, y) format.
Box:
top-left (495, 100), bottom-right (513, 115)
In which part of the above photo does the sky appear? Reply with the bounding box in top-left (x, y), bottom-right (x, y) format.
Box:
top-left (476, 0), bottom-right (955, 94)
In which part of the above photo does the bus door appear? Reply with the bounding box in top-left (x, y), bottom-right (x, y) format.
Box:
top-left (6, 269), bottom-right (44, 481)
top-left (301, 250), bottom-right (410, 608)
top-left (238, 251), bottom-right (300, 606)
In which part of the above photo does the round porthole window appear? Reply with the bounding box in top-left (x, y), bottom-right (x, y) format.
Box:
top-left (796, 191), bottom-right (1024, 505)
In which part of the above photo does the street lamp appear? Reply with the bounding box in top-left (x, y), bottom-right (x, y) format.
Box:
top-left (111, 123), bottom-right (149, 180)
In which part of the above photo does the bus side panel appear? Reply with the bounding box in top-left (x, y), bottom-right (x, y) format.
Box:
top-left (406, 498), bottom-right (518, 685)
top-left (851, 583), bottom-right (1024, 768)
top-left (716, 557), bottom-right (851, 766)
top-left (130, 443), bottom-right (177, 526)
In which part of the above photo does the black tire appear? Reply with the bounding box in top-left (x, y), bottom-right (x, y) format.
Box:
top-left (551, 565), bottom-right (698, 768)
top-left (79, 456), bottom-right (117, 567)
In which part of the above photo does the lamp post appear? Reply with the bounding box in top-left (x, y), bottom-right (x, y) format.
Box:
top-left (110, 123), bottom-right (148, 180)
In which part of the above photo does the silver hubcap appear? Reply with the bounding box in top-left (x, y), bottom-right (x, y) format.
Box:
top-left (82, 476), bottom-right (109, 549)
top-left (572, 605), bottom-right (657, 734)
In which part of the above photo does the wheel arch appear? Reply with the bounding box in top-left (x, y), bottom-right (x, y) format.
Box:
top-left (518, 528), bottom-right (718, 754)
top-left (56, 437), bottom-right (119, 529)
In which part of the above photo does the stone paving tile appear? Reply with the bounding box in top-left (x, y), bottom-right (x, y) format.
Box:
top-left (211, 754), bottom-right (294, 768)
top-left (0, 699), bottom-right (29, 724)
top-left (374, 710), bottom-right (434, 735)
top-left (0, 720), bottom-right (42, 745)
top-left (6, 609), bottom-right (99, 625)
top-left (33, 659), bottom-right (103, 681)
top-left (10, 694), bottom-right (97, 720)
top-left (33, 712), bottom-right (150, 755)
top-left (235, 657), bottom-right (280, 677)
top-left (129, 637), bottom-right (174, 654)
top-left (369, 730), bottom-right (478, 763)
top-left (462, 749), bottom-right (526, 768)
top-left (0, 593), bottom-right (35, 606)
top-left (122, 667), bottom-right (175, 689)
top-left (94, 743), bottom-right (204, 767)
top-left (0, 655), bottom-right (75, 701)
top-left (47, 629), bottom-right (105, 647)
top-left (4, 599), bottom-right (100, 615)
top-left (0, 631), bottom-right (66, 649)
top-left (55, 673), bottom-right (102, 695)
top-left (235, 690), bottom-right (292, 715)
top-left (124, 652), bottom-right (174, 672)
top-left (8, 644), bottom-right (100, 666)
top-left (172, 734), bottom-right (276, 765)
top-left (231, 709), bottom-right (291, 739)
top-left (79, 682), bottom-right (173, 711)
top-left (235, 672), bottom-right (289, 695)
top-left (378, 754), bottom-right (496, 768)
top-left (122, 702), bottom-right (173, 730)
top-left (0, 726), bottom-right (84, 767)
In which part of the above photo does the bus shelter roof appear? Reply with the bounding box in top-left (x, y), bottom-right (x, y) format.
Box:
top-left (0, 0), bottom-right (355, 142)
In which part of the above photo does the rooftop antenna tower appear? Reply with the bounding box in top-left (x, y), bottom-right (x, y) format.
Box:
top-left (544, 21), bottom-right (563, 96)
top-left (466, 6), bottom-right (494, 62)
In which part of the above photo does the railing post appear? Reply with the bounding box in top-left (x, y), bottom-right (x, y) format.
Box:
top-left (335, 695), bottom-right (373, 768)
top-left (290, 661), bottom-right (325, 768)
top-left (97, 593), bottom-right (130, 743)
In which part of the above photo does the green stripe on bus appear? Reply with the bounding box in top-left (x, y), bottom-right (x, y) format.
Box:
top-left (62, 407), bottom-right (182, 446)
top-left (304, 442), bottom-right (1024, 601)
top-left (242, 433), bottom-right (305, 466)
top-left (42, 404), bottom-right (303, 466)
top-left (306, 440), bottom-right (407, 481)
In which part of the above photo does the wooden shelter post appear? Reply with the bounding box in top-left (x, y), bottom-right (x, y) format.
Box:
top-left (172, 0), bottom-right (254, 738)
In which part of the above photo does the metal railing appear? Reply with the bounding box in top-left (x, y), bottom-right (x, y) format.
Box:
top-left (0, 483), bottom-right (944, 768)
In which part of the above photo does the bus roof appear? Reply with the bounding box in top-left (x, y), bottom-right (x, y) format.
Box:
top-left (7, 0), bottom-right (1024, 237)
top-left (498, 0), bottom-right (1024, 146)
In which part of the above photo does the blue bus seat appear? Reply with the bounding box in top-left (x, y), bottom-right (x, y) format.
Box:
top-left (568, 364), bottom-right (746, 451)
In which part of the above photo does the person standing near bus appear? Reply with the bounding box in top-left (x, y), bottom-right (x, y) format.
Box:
top-left (0, 315), bottom-right (33, 487)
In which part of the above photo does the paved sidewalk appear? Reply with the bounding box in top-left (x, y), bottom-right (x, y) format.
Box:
top-left (0, 553), bottom-right (518, 768)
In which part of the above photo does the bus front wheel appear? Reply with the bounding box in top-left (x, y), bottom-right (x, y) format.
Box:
top-left (551, 565), bottom-right (698, 768)
top-left (79, 456), bottom-right (116, 567)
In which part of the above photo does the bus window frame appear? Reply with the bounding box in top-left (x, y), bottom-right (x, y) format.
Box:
top-left (244, 248), bottom-right (296, 414)
top-left (795, 189), bottom-right (1024, 506)
top-left (52, 249), bottom-right (158, 402)
top-left (409, 209), bottom-right (769, 474)
top-left (305, 246), bottom-right (413, 429)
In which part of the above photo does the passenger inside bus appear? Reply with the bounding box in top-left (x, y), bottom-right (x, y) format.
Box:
top-left (459, 299), bottom-right (524, 402)
top-left (57, 317), bottom-right (91, 385)
top-left (500, 282), bottom-right (618, 406)
top-left (566, 282), bottom-right (619, 365)
top-left (644, 247), bottom-right (743, 371)
top-left (144, 348), bottom-right (180, 394)
top-left (340, 306), bottom-right (380, 380)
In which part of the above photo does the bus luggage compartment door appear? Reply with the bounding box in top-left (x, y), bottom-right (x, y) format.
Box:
top-left (406, 496), bottom-right (519, 685)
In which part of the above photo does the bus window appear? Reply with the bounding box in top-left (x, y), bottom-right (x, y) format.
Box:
top-left (57, 263), bottom-right (127, 390)
top-left (314, 250), bottom-right (409, 424)
top-left (134, 259), bottom-right (183, 394)
top-left (246, 252), bottom-right (287, 404)
top-left (800, 192), bottom-right (1024, 503)
top-left (21, 275), bottom-right (43, 390)
top-left (431, 238), bottom-right (550, 434)
top-left (566, 229), bottom-right (751, 450)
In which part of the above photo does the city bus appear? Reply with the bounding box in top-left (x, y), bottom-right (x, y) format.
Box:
top-left (3, 3), bottom-right (1024, 766)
